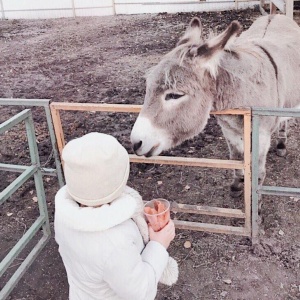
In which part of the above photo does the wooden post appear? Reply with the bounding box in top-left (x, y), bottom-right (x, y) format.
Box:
top-left (49, 105), bottom-right (65, 158)
top-left (270, 1), bottom-right (277, 14)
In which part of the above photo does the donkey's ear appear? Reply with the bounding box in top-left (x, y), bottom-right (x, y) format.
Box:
top-left (191, 21), bottom-right (242, 78)
top-left (177, 17), bottom-right (203, 46)
top-left (207, 21), bottom-right (242, 51)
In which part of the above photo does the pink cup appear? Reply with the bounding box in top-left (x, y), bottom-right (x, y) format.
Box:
top-left (144, 198), bottom-right (170, 232)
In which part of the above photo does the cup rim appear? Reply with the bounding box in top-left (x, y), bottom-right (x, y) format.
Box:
top-left (143, 198), bottom-right (170, 217)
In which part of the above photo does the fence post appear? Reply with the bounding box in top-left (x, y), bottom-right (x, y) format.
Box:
top-left (0, 0), bottom-right (5, 20)
top-left (25, 114), bottom-right (51, 236)
top-left (71, 0), bottom-right (76, 17)
top-left (235, 0), bottom-right (239, 10)
top-left (251, 115), bottom-right (260, 244)
top-left (243, 112), bottom-right (252, 236)
top-left (112, 0), bottom-right (116, 15)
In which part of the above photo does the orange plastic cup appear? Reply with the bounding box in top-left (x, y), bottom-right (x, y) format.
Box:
top-left (144, 198), bottom-right (170, 232)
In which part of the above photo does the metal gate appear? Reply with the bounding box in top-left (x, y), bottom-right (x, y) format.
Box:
top-left (0, 109), bottom-right (51, 299)
top-left (251, 107), bottom-right (300, 242)
top-left (0, 98), bottom-right (64, 299)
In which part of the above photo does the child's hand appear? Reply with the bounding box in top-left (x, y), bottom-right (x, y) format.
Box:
top-left (148, 220), bottom-right (175, 249)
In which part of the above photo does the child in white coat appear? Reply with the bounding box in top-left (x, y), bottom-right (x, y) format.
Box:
top-left (54, 132), bottom-right (178, 300)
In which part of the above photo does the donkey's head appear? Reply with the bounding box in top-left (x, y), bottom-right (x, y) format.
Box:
top-left (131, 17), bottom-right (242, 157)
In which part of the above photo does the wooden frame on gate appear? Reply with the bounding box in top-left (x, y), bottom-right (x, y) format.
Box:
top-left (50, 102), bottom-right (252, 238)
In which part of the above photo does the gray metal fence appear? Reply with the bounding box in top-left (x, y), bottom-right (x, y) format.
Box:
top-left (0, 109), bottom-right (51, 299)
top-left (251, 107), bottom-right (300, 242)
top-left (0, 99), bottom-right (64, 299)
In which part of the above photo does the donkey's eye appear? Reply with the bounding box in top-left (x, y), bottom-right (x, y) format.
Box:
top-left (165, 93), bottom-right (184, 101)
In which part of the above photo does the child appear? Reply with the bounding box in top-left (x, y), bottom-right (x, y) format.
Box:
top-left (54, 132), bottom-right (178, 300)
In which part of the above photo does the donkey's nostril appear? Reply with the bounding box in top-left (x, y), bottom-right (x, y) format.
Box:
top-left (133, 141), bottom-right (142, 152)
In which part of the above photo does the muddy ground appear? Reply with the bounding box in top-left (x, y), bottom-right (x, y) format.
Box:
top-left (0, 8), bottom-right (300, 300)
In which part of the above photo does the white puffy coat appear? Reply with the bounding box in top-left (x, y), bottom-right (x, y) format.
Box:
top-left (54, 186), bottom-right (174, 300)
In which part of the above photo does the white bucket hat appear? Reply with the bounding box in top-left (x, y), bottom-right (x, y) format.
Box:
top-left (62, 132), bottom-right (130, 207)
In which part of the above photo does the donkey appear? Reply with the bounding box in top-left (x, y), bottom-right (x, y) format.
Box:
top-left (130, 15), bottom-right (300, 198)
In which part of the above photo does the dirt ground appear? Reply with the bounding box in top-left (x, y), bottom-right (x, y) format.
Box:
top-left (0, 7), bottom-right (300, 300)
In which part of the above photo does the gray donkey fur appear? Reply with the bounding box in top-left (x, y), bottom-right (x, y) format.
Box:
top-left (131, 15), bottom-right (300, 197)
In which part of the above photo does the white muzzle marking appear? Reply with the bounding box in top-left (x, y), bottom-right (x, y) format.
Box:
top-left (130, 116), bottom-right (172, 156)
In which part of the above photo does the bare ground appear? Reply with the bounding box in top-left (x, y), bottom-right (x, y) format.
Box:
top-left (0, 8), bottom-right (300, 300)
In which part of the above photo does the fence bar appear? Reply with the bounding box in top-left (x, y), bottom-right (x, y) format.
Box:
top-left (174, 220), bottom-right (247, 236)
top-left (0, 98), bottom-right (50, 107)
top-left (0, 163), bottom-right (57, 177)
top-left (251, 115), bottom-right (260, 243)
top-left (0, 165), bottom-right (37, 205)
top-left (0, 163), bottom-right (29, 172)
top-left (51, 102), bottom-right (250, 116)
top-left (0, 234), bottom-right (50, 300)
top-left (25, 115), bottom-right (51, 235)
top-left (0, 216), bottom-right (45, 277)
top-left (260, 186), bottom-right (300, 197)
top-left (0, 109), bottom-right (31, 134)
top-left (243, 113), bottom-right (252, 235)
top-left (171, 202), bottom-right (245, 218)
top-left (25, 116), bottom-right (38, 165)
top-left (115, 1), bottom-right (225, 4)
top-left (2, 6), bottom-right (116, 14)
top-left (41, 167), bottom-right (57, 176)
top-left (33, 166), bottom-right (51, 236)
top-left (0, 0), bottom-right (4, 19)
top-left (252, 107), bottom-right (300, 117)
top-left (129, 155), bottom-right (244, 169)
top-left (51, 102), bottom-right (141, 112)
